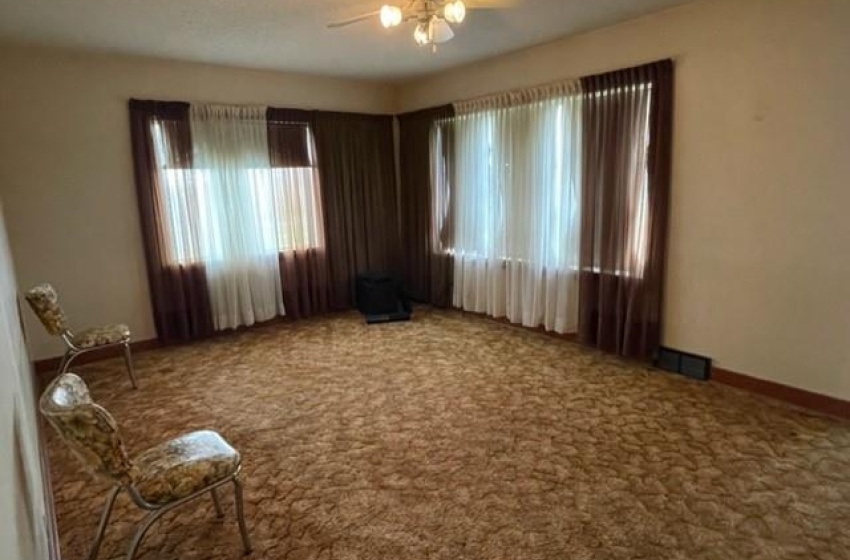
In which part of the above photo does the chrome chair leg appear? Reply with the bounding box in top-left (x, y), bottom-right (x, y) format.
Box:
top-left (87, 486), bottom-right (121, 560)
top-left (58, 350), bottom-right (75, 375)
top-left (233, 476), bottom-right (253, 555)
top-left (126, 508), bottom-right (166, 560)
top-left (123, 342), bottom-right (138, 389)
top-left (210, 487), bottom-right (224, 518)
top-left (56, 351), bottom-right (67, 375)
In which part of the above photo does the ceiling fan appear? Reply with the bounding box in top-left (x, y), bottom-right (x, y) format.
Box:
top-left (327, 0), bottom-right (514, 51)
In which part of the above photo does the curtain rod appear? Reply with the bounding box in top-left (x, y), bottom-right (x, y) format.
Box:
top-left (397, 57), bottom-right (674, 117)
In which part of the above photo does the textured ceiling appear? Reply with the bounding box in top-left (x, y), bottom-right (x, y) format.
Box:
top-left (0, 0), bottom-right (696, 80)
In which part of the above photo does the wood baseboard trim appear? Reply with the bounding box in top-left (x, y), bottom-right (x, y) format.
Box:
top-left (712, 367), bottom-right (850, 419)
top-left (31, 320), bottom-right (848, 420)
top-left (33, 338), bottom-right (161, 380)
top-left (31, 311), bottom-right (346, 381)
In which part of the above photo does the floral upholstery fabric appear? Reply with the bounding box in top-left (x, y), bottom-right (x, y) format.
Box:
top-left (39, 373), bottom-right (136, 485)
top-left (25, 283), bottom-right (69, 336)
top-left (72, 324), bottom-right (131, 349)
top-left (25, 283), bottom-right (133, 348)
top-left (132, 430), bottom-right (241, 506)
top-left (41, 374), bottom-right (240, 508)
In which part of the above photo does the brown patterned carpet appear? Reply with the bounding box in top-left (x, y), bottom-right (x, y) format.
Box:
top-left (44, 309), bottom-right (850, 560)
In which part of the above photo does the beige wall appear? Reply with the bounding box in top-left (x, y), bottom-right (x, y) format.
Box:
top-left (0, 44), bottom-right (396, 360)
top-left (399, 0), bottom-right (850, 400)
top-left (0, 203), bottom-right (52, 560)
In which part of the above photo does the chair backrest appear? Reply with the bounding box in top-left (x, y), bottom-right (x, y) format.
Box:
top-left (39, 373), bottom-right (135, 485)
top-left (24, 283), bottom-right (70, 336)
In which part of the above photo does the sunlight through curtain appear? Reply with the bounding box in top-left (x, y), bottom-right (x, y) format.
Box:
top-left (578, 61), bottom-right (673, 360)
top-left (447, 81), bottom-right (583, 333)
top-left (186, 105), bottom-right (285, 330)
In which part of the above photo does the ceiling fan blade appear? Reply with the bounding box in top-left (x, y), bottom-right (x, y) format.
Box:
top-left (465, 0), bottom-right (519, 9)
top-left (327, 11), bottom-right (380, 28)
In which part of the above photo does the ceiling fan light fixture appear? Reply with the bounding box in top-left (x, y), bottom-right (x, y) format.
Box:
top-left (413, 23), bottom-right (430, 46)
top-left (379, 4), bottom-right (403, 28)
top-left (431, 19), bottom-right (455, 43)
top-left (444, 0), bottom-right (466, 24)
top-left (329, 0), bottom-right (482, 50)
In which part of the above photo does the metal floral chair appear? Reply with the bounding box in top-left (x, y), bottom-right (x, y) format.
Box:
top-left (25, 283), bottom-right (138, 388)
top-left (40, 373), bottom-right (253, 560)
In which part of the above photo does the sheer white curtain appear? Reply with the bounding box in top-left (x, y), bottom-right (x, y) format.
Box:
top-left (189, 104), bottom-right (285, 330)
top-left (450, 81), bottom-right (583, 333)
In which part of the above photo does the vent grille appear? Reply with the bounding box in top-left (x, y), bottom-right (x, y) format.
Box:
top-left (656, 347), bottom-right (712, 381)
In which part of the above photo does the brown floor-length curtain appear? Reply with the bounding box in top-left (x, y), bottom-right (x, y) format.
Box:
top-left (578, 60), bottom-right (674, 361)
top-left (277, 249), bottom-right (329, 319)
top-left (311, 111), bottom-right (401, 310)
top-left (267, 108), bottom-right (330, 319)
top-left (129, 99), bottom-right (215, 342)
top-left (397, 105), bottom-right (455, 307)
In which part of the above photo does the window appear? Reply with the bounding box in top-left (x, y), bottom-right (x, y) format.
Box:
top-left (433, 85), bottom-right (654, 279)
top-left (151, 120), bottom-right (324, 266)
top-left (431, 93), bottom-right (583, 272)
top-left (431, 91), bottom-right (585, 333)
top-left (428, 80), bottom-right (657, 334)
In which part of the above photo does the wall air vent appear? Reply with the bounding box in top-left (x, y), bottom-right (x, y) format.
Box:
top-left (655, 347), bottom-right (712, 381)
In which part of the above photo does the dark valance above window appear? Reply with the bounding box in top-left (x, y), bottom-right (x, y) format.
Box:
top-left (266, 108), bottom-right (316, 168)
top-left (129, 99), bottom-right (193, 169)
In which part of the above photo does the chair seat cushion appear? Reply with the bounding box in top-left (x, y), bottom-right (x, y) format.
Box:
top-left (73, 324), bottom-right (131, 348)
top-left (132, 430), bottom-right (241, 506)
